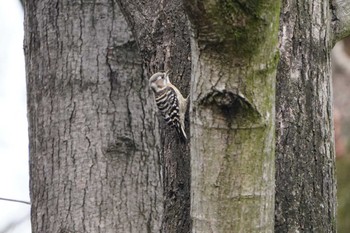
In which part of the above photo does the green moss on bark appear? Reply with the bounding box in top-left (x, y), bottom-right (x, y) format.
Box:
top-left (188, 1), bottom-right (280, 232)
top-left (186, 0), bottom-right (280, 58)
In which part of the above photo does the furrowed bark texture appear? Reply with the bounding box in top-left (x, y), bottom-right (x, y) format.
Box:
top-left (275, 0), bottom-right (336, 232)
top-left (24, 1), bottom-right (162, 232)
top-left (116, 1), bottom-right (192, 232)
top-left (184, 1), bottom-right (280, 232)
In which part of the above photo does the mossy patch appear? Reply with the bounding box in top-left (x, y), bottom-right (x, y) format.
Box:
top-left (192, 0), bottom-right (281, 58)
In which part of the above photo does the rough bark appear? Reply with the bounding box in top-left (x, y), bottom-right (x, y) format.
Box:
top-left (110, 0), bottom-right (192, 232)
top-left (275, 0), bottom-right (337, 232)
top-left (24, 1), bottom-right (162, 232)
top-left (331, 0), bottom-right (350, 43)
top-left (24, 0), bottom-right (343, 232)
top-left (184, 1), bottom-right (280, 232)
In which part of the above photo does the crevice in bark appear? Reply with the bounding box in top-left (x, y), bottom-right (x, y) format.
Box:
top-left (199, 89), bottom-right (261, 123)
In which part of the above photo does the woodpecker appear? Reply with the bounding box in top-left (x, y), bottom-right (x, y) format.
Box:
top-left (149, 71), bottom-right (188, 141)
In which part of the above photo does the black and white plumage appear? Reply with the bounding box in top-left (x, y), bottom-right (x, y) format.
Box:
top-left (149, 71), bottom-right (188, 141)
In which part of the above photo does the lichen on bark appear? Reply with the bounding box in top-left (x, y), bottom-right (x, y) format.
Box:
top-left (185, 0), bottom-right (280, 232)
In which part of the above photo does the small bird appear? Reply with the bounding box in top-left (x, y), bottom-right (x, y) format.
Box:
top-left (149, 71), bottom-right (188, 141)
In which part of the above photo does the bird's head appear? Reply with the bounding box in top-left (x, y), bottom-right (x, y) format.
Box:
top-left (149, 71), bottom-right (170, 93)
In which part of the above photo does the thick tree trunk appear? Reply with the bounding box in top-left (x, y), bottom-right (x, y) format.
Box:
top-left (24, 1), bottom-right (162, 232)
top-left (184, 1), bottom-right (280, 232)
top-left (116, 1), bottom-right (192, 232)
top-left (25, 0), bottom-right (344, 232)
top-left (275, 0), bottom-right (337, 232)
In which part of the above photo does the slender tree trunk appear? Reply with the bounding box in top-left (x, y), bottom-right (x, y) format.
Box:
top-left (24, 1), bottom-right (162, 232)
top-left (116, 1), bottom-right (192, 232)
top-left (275, 0), bottom-right (337, 231)
top-left (184, 1), bottom-right (280, 232)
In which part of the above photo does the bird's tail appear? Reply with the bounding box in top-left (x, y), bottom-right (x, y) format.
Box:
top-left (176, 125), bottom-right (187, 142)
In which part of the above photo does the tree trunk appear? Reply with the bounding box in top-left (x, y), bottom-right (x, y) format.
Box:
top-left (275, 0), bottom-right (337, 232)
top-left (184, 1), bottom-right (280, 232)
top-left (116, 1), bottom-right (192, 232)
top-left (25, 0), bottom-right (344, 232)
top-left (24, 1), bottom-right (162, 232)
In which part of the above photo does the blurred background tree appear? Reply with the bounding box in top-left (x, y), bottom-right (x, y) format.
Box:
top-left (332, 36), bottom-right (350, 233)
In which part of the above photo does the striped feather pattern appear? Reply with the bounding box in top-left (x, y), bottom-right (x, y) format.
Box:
top-left (155, 87), bottom-right (180, 128)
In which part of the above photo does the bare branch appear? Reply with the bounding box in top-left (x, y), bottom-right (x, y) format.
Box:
top-left (332, 0), bottom-right (350, 43)
top-left (0, 197), bottom-right (30, 205)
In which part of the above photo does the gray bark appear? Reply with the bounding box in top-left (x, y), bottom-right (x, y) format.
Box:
top-left (116, 1), bottom-right (192, 232)
top-left (24, 0), bottom-right (343, 232)
top-left (275, 0), bottom-right (337, 232)
top-left (184, 1), bottom-right (280, 232)
top-left (331, 0), bottom-right (350, 42)
top-left (24, 1), bottom-right (162, 232)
